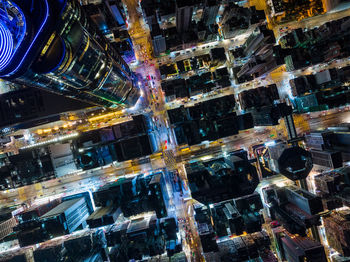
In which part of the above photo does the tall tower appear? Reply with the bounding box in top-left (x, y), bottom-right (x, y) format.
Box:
top-left (176, 0), bottom-right (194, 34)
top-left (202, 0), bottom-right (219, 26)
top-left (0, 0), bottom-right (139, 108)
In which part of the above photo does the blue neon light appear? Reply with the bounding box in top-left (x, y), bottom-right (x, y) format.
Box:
top-left (2, 0), bottom-right (49, 77)
top-left (0, 22), bottom-right (14, 71)
top-left (0, 2), bottom-right (26, 73)
top-left (10, 2), bottom-right (27, 63)
top-left (59, 0), bottom-right (67, 16)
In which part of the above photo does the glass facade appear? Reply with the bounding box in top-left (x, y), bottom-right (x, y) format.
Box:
top-left (0, 0), bottom-right (139, 108)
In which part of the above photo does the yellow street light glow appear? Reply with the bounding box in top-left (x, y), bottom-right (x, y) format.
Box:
top-left (200, 155), bottom-right (213, 161)
top-left (88, 111), bottom-right (123, 122)
top-left (20, 133), bottom-right (79, 150)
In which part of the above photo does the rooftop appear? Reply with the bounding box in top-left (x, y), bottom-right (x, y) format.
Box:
top-left (40, 198), bottom-right (84, 219)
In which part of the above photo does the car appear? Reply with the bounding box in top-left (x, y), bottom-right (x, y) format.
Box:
top-left (270, 221), bottom-right (280, 228)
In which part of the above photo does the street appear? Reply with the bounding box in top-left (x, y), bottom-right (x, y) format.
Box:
top-left (1, 1), bottom-right (350, 261)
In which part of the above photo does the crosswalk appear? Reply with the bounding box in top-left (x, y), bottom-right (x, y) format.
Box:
top-left (163, 150), bottom-right (177, 170)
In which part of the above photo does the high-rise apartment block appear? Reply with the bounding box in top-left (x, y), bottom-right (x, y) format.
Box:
top-left (0, 0), bottom-right (139, 108)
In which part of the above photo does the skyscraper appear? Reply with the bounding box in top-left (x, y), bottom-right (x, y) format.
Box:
top-left (151, 23), bottom-right (166, 57)
top-left (176, 0), bottom-right (194, 33)
top-left (0, 0), bottom-right (139, 108)
top-left (202, 0), bottom-right (219, 26)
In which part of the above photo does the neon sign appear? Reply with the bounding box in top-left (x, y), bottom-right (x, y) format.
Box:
top-left (0, 1), bottom-right (26, 73)
top-left (0, 0), bottom-right (49, 77)
top-left (0, 22), bottom-right (14, 71)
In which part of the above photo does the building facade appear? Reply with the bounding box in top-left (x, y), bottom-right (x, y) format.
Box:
top-left (201, 0), bottom-right (219, 26)
top-left (176, 0), bottom-right (194, 33)
top-left (0, 0), bottom-right (139, 108)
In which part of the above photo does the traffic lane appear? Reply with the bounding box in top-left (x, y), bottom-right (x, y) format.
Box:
top-left (175, 110), bottom-right (350, 163)
top-left (0, 169), bottom-right (117, 206)
top-left (236, 56), bottom-right (350, 97)
top-left (308, 110), bottom-right (350, 130)
top-left (274, 7), bottom-right (350, 38)
top-left (175, 194), bottom-right (204, 261)
top-left (175, 131), bottom-right (271, 163)
top-left (158, 27), bottom-right (256, 65)
top-left (0, 160), bottom-right (160, 206)
top-left (0, 167), bottom-right (110, 203)
top-left (122, 2), bottom-right (200, 252)
top-left (4, 108), bottom-right (345, 206)
top-left (126, 0), bottom-right (169, 145)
